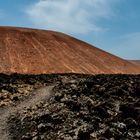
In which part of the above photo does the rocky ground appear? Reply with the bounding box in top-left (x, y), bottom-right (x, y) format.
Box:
top-left (0, 74), bottom-right (140, 140)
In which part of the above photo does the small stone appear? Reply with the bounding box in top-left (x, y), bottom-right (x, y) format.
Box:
top-left (37, 123), bottom-right (46, 132)
top-left (136, 131), bottom-right (140, 137)
top-left (32, 105), bottom-right (38, 111)
top-left (112, 122), bottom-right (126, 130)
top-left (40, 134), bottom-right (45, 139)
top-left (21, 133), bottom-right (31, 139)
top-left (99, 87), bottom-right (106, 92)
top-left (12, 95), bottom-right (19, 101)
top-left (32, 136), bottom-right (38, 140)
top-left (90, 132), bottom-right (97, 139)
top-left (124, 118), bottom-right (137, 128)
top-left (31, 131), bottom-right (37, 137)
top-left (55, 92), bottom-right (63, 101)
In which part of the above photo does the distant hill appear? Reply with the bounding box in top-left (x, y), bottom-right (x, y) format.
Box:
top-left (129, 60), bottom-right (140, 66)
top-left (0, 26), bottom-right (140, 74)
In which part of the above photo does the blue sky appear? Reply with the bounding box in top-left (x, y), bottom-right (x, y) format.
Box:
top-left (0, 0), bottom-right (140, 59)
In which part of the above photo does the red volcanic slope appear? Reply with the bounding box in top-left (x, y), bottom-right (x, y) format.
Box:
top-left (0, 26), bottom-right (140, 74)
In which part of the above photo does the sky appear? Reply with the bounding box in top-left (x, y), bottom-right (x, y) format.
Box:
top-left (0, 0), bottom-right (140, 60)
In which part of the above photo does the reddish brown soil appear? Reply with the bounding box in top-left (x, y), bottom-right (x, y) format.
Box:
top-left (0, 26), bottom-right (140, 74)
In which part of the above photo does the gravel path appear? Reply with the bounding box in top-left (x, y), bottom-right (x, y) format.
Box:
top-left (0, 85), bottom-right (55, 140)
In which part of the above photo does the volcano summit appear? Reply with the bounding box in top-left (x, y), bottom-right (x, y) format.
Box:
top-left (0, 26), bottom-right (139, 74)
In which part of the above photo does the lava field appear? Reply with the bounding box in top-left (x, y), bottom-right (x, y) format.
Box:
top-left (0, 74), bottom-right (140, 140)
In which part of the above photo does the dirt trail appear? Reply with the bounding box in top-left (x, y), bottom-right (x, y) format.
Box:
top-left (0, 85), bottom-right (55, 140)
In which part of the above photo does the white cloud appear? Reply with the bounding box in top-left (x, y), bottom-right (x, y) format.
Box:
top-left (25, 0), bottom-right (117, 34)
top-left (109, 32), bottom-right (140, 59)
